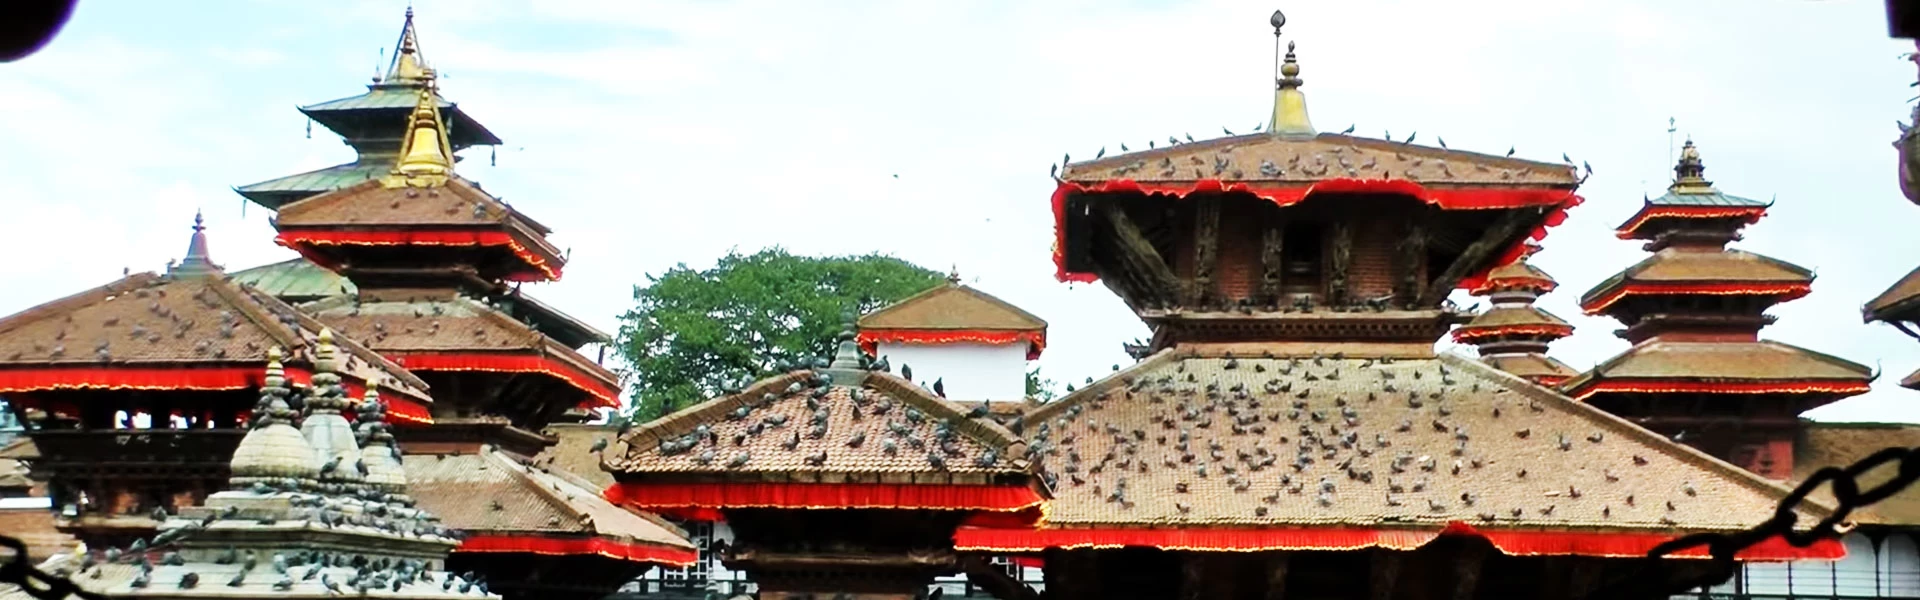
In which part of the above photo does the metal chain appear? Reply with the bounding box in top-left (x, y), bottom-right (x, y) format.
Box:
top-left (0, 536), bottom-right (108, 600)
top-left (1591, 445), bottom-right (1920, 599)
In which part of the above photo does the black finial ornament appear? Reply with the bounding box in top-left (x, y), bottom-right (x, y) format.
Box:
top-left (1270, 9), bottom-right (1286, 33)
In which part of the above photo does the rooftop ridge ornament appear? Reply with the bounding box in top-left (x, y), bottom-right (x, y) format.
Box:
top-left (381, 6), bottom-right (432, 86)
top-left (384, 76), bottom-right (455, 188)
top-left (1268, 9), bottom-right (1315, 139)
top-left (948, 264), bottom-right (962, 284)
top-left (167, 210), bottom-right (222, 278)
top-left (823, 310), bottom-right (870, 385)
top-left (1669, 137), bottom-right (1716, 194)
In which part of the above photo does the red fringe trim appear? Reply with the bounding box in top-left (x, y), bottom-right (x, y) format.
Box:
top-left (459, 534), bottom-right (697, 567)
top-left (1567, 378), bottom-right (1873, 401)
top-left (392, 353), bottom-right (619, 409)
top-left (1581, 282), bottom-right (1812, 315)
top-left (604, 482), bottom-right (1046, 513)
top-left (0, 366), bottom-right (431, 425)
top-left (1451, 324), bottom-right (1575, 344)
top-left (274, 230), bottom-right (561, 282)
top-left (1467, 275), bottom-right (1558, 296)
top-left (1009, 556), bottom-right (1045, 569)
top-left (1616, 206), bottom-right (1768, 239)
top-left (1048, 179), bottom-right (1581, 289)
top-left (857, 329), bottom-right (1046, 360)
top-left (955, 521), bottom-right (1843, 561)
top-left (1529, 375), bottom-right (1572, 387)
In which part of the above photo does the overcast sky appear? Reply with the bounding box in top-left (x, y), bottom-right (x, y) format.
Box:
top-left (4, 0), bottom-right (1919, 422)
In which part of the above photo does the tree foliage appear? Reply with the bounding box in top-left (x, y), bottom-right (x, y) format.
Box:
top-left (1026, 367), bottom-right (1061, 402)
top-left (616, 248), bottom-right (943, 418)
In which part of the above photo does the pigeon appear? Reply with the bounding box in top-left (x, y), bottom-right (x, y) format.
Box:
top-left (589, 438), bottom-right (609, 453)
top-left (932, 378), bottom-right (946, 398)
top-left (966, 404), bottom-right (989, 419)
top-left (180, 572), bottom-right (201, 589)
top-left (1404, 132), bottom-right (1417, 144)
top-left (274, 577), bottom-right (295, 591)
top-left (901, 364), bottom-right (913, 382)
top-left (1506, 146), bottom-right (1516, 157)
top-left (150, 506), bottom-right (169, 522)
top-left (227, 571), bottom-right (247, 587)
top-left (1096, 146), bottom-right (1107, 159)
top-left (320, 456), bottom-right (342, 475)
top-left (1437, 137), bottom-right (1447, 149)
top-left (1341, 124), bottom-right (1356, 134)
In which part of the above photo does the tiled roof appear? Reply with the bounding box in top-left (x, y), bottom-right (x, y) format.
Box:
top-left (1019, 348), bottom-right (1824, 532)
top-left (0, 272), bottom-right (430, 402)
top-left (1581, 249), bottom-right (1814, 308)
top-left (299, 88), bottom-right (502, 147)
top-left (610, 371), bottom-right (1028, 478)
top-left (405, 448), bottom-right (693, 552)
top-left (1481, 354), bottom-right (1580, 382)
top-left (234, 161), bottom-right (387, 196)
top-left (1565, 340), bottom-right (1871, 386)
top-left (1864, 265), bottom-right (1920, 323)
top-left (538, 423), bottom-right (624, 490)
top-left (1644, 190), bottom-right (1769, 207)
top-left (859, 283), bottom-right (1046, 332)
top-left (275, 178), bottom-right (552, 237)
top-left (307, 296), bottom-right (551, 353)
top-left (1060, 133), bottom-right (1578, 187)
top-left (230, 258), bottom-right (355, 302)
top-left (1459, 306), bottom-right (1570, 330)
top-left (1794, 422), bottom-right (1920, 526)
top-left (1483, 261), bottom-right (1557, 287)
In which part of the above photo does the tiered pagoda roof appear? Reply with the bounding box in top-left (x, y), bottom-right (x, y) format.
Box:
top-left (1863, 267), bottom-right (1920, 388)
top-left (1453, 256), bottom-right (1578, 386)
top-left (954, 348), bottom-right (1833, 559)
top-left (856, 270), bottom-right (1049, 360)
top-left (0, 215), bottom-right (435, 423)
top-left (236, 9), bottom-right (500, 210)
top-left (1565, 141), bottom-right (1871, 403)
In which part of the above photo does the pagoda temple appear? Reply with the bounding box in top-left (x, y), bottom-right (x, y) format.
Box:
top-left (1564, 140), bottom-right (1874, 481)
top-left (604, 327), bottom-right (1046, 600)
top-left (0, 215), bottom-right (433, 548)
top-left (225, 13), bottom-right (692, 599)
top-left (4, 335), bottom-right (496, 600)
top-left (1453, 253), bottom-right (1579, 386)
top-left (234, 7), bottom-right (499, 211)
top-left (945, 15), bottom-right (1835, 600)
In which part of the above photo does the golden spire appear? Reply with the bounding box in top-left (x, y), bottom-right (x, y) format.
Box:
top-left (1268, 10), bottom-right (1314, 138)
top-left (384, 79), bottom-right (455, 188)
top-left (1669, 138), bottom-right (1715, 194)
top-left (382, 7), bottom-right (433, 85)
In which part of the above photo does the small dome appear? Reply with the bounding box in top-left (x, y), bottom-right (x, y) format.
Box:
top-left (230, 349), bottom-right (319, 485)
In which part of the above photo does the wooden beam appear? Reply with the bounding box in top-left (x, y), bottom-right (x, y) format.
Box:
top-left (1098, 203), bottom-right (1182, 307)
top-left (1265, 553), bottom-right (1292, 600)
top-left (1418, 206), bottom-right (1546, 306)
top-left (1178, 553), bottom-right (1209, 600)
top-left (1328, 222), bottom-right (1353, 306)
top-left (1368, 551), bottom-right (1401, 600)
top-left (1191, 197), bottom-right (1222, 307)
top-left (1450, 542), bottom-right (1488, 600)
top-left (1260, 220), bottom-right (1286, 304)
top-left (959, 554), bottom-right (1041, 600)
top-left (1392, 217), bottom-right (1428, 308)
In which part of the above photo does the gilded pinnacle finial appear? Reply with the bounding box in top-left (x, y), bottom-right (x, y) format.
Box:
top-left (384, 81), bottom-right (455, 188)
top-left (1670, 138), bottom-right (1714, 193)
top-left (948, 265), bottom-right (962, 284)
top-left (170, 210), bottom-right (220, 278)
top-left (383, 7), bottom-right (431, 85)
top-left (1268, 10), bottom-right (1314, 138)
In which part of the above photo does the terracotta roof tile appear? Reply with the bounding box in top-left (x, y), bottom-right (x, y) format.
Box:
top-left (405, 448), bottom-right (692, 551)
top-left (610, 371), bottom-right (1028, 478)
top-left (1481, 354), bottom-right (1579, 382)
top-left (538, 423), bottom-right (624, 490)
top-left (1020, 349), bottom-right (1825, 532)
top-left (1865, 265), bottom-right (1920, 323)
top-left (1581, 250), bottom-right (1813, 307)
top-left (1060, 133), bottom-right (1578, 187)
top-left (1483, 261), bottom-right (1557, 286)
top-left (859, 283), bottom-right (1046, 332)
top-left (309, 296), bottom-right (549, 353)
top-left (1565, 340), bottom-right (1871, 387)
top-left (1794, 423), bottom-right (1920, 526)
top-left (0, 272), bottom-right (430, 402)
top-left (276, 178), bottom-right (550, 234)
top-left (1459, 306), bottom-right (1570, 330)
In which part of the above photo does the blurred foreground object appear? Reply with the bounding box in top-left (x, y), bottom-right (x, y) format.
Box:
top-left (0, 0), bottom-right (75, 63)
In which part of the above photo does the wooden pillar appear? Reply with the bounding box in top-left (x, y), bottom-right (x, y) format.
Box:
top-left (1177, 553), bottom-right (1209, 600)
top-left (1260, 222), bottom-right (1286, 305)
top-left (1370, 551), bottom-right (1402, 600)
top-left (1392, 217), bottom-right (1428, 309)
top-left (1192, 197), bottom-right (1222, 307)
top-left (1566, 558), bottom-right (1604, 600)
top-left (1264, 553), bottom-right (1291, 600)
top-left (1327, 222), bottom-right (1353, 306)
top-left (1450, 542), bottom-right (1488, 600)
top-left (1043, 549), bottom-right (1100, 600)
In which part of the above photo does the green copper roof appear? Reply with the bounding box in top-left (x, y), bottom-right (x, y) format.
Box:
top-left (230, 258), bottom-right (356, 302)
top-left (298, 87), bottom-right (502, 149)
top-left (1646, 190), bottom-right (1769, 207)
top-left (302, 87), bottom-right (453, 113)
top-left (234, 161), bottom-right (387, 210)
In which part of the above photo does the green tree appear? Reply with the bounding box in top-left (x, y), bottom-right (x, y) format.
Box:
top-left (616, 248), bottom-right (943, 419)
top-left (1025, 366), bottom-right (1062, 402)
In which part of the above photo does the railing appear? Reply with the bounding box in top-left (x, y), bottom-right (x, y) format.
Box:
top-left (25, 430), bottom-right (243, 466)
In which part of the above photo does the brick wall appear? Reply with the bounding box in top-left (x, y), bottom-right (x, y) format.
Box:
top-left (1215, 199), bottom-right (1267, 301)
top-left (1350, 216), bottom-right (1397, 301)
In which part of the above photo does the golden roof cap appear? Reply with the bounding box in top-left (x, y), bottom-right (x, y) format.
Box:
top-left (1268, 10), bottom-right (1314, 139)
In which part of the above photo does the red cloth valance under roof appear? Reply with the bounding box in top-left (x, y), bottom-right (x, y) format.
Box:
top-left (856, 329), bottom-right (1046, 361)
top-left (392, 353), bottom-right (619, 409)
top-left (0, 366), bottom-right (432, 425)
